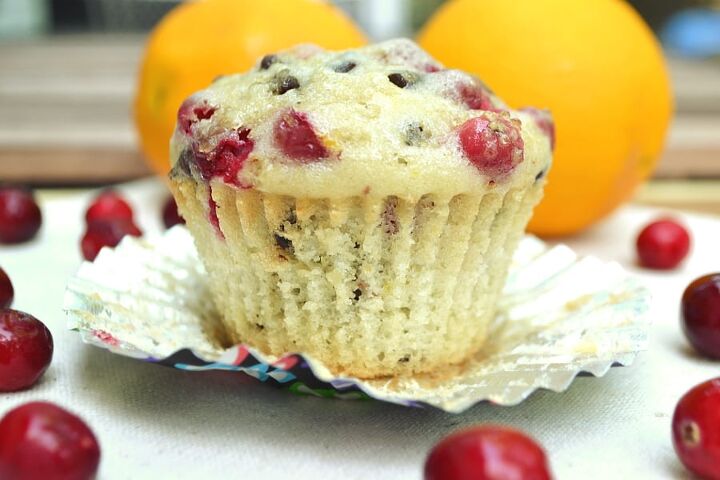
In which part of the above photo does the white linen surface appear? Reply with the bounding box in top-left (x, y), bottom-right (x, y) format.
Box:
top-left (1, 179), bottom-right (718, 480)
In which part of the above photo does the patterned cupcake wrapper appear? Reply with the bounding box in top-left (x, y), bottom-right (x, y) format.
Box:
top-left (64, 227), bottom-right (650, 413)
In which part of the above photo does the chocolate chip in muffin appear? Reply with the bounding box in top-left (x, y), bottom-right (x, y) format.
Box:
top-left (333, 61), bottom-right (357, 73)
top-left (352, 288), bottom-right (362, 301)
top-left (172, 148), bottom-right (195, 177)
top-left (274, 233), bottom-right (294, 254)
top-left (388, 73), bottom-right (410, 88)
top-left (272, 72), bottom-right (300, 95)
top-left (260, 54), bottom-right (278, 70)
top-left (278, 209), bottom-right (297, 233)
top-left (535, 169), bottom-right (547, 182)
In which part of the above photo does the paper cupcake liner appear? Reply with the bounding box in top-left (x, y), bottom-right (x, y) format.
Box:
top-left (64, 226), bottom-right (650, 413)
top-left (172, 179), bottom-right (545, 378)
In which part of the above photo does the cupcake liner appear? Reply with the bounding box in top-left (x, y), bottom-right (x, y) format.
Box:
top-left (170, 179), bottom-right (545, 378)
top-left (64, 226), bottom-right (650, 413)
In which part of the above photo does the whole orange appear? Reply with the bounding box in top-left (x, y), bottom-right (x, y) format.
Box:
top-left (419, 0), bottom-right (673, 236)
top-left (134, 0), bottom-right (366, 175)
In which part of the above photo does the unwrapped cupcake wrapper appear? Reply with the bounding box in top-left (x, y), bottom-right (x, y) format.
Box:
top-left (64, 226), bottom-right (650, 412)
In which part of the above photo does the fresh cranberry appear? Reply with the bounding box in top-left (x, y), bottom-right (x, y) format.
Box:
top-left (80, 219), bottom-right (142, 261)
top-left (0, 267), bottom-right (13, 309)
top-left (460, 83), bottom-right (495, 111)
top-left (459, 115), bottom-right (524, 178)
top-left (682, 273), bottom-right (720, 359)
top-left (636, 219), bottom-right (691, 270)
top-left (162, 196), bottom-right (185, 229)
top-left (424, 426), bottom-right (552, 480)
top-left (177, 97), bottom-right (216, 135)
top-left (85, 190), bottom-right (133, 225)
top-left (194, 129), bottom-right (254, 187)
top-left (274, 109), bottom-right (329, 162)
top-left (672, 378), bottom-right (720, 480)
top-left (0, 187), bottom-right (42, 244)
top-left (521, 107), bottom-right (555, 150)
top-left (0, 309), bottom-right (53, 392)
top-left (0, 401), bottom-right (100, 480)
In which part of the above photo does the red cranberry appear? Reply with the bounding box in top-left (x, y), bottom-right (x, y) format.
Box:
top-left (177, 97), bottom-right (216, 135)
top-left (162, 196), bottom-right (185, 229)
top-left (672, 378), bottom-right (720, 480)
top-left (0, 401), bottom-right (100, 480)
top-left (424, 425), bottom-right (552, 480)
top-left (195, 129), bottom-right (254, 187)
top-left (0, 309), bottom-right (53, 392)
top-left (0, 187), bottom-right (42, 244)
top-left (80, 219), bottom-right (142, 261)
top-left (459, 115), bottom-right (524, 178)
top-left (682, 273), bottom-right (720, 359)
top-left (460, 83), bottom-right (495, 111)
top-left (274, 109), bottom-right (329, 162)
top-left (636, 218), bottom-right (691, 270)
top-left (0, 267), bottom-right (13, 309)
top-left (85, 190), bottom-right (133, 225)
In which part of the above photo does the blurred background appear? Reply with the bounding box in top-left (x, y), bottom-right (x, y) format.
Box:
top-left (0, 0), bottom-right (719, 215)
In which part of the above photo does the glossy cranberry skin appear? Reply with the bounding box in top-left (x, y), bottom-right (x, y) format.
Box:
top-left (274, 109), bottom-right (329, 162)
top-left (0, 187), bottom-right (42, 244)
top-left (682, 274), bottom-right (720, 359)
top-left (80, 219), bottom-right (142, 261)
top-left (636, 219), bottom-right (690, 269)
top-left (672, 378), bottom-right (720, 480)
top-left (424, 426), bottom-right (552, 480)
top-left (0, 267), bottom-right (13, 309)
top-left (177, 97), bottom-right (216, 135)
top-left (194, 128), bottom-right (254, 187)
top-left (459, 115), bottom-right (524, 179)
top-left (0, 402), bottom-right (100, 480)
top-left (0, 309), bottom-right (53, 392)
top-left (85, 190), bottom-right (133, 225)
top-left (162, 196), bottom-right (185, 229)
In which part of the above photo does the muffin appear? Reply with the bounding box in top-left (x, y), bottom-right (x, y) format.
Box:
top-left (169, 39), bottom-right (553, 378)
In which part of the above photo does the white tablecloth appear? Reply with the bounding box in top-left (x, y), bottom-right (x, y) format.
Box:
top-left (1, 179), bottom-right (719, 479)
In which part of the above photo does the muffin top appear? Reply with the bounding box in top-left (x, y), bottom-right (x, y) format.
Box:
top-left (170, 39), bottom-right (553, 200)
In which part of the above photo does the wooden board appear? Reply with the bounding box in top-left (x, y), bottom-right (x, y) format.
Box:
top-left (1, 35), bottom-right (719, 184)
top-left (0, 36), bottom-right (150, 183)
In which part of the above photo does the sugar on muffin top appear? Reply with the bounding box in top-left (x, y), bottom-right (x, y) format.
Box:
top-left (170, 39), bottom-right (553, 200)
